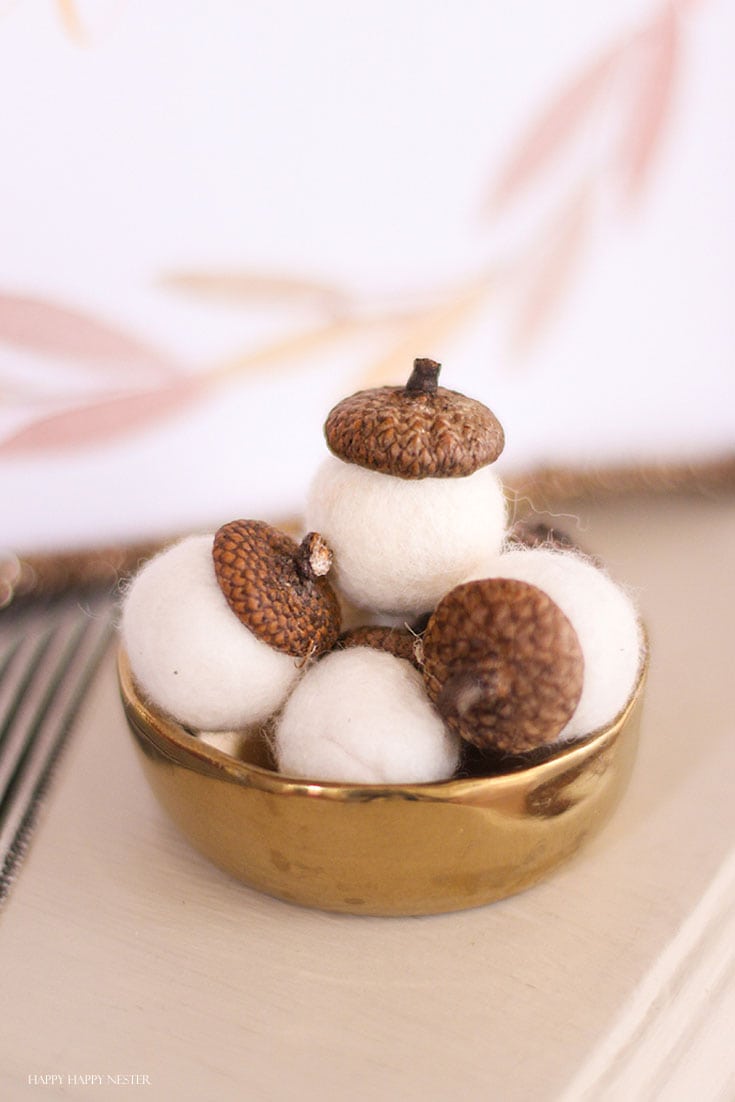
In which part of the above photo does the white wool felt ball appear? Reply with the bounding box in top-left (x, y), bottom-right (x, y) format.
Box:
top-left (465, 547), bottom-right (644, 740)
top-left (121, 535), bottom-right (301, 731)
top-left (306, 457), bottom-right (507, 619)
top-left (275, 647), bottom-right (461, 784)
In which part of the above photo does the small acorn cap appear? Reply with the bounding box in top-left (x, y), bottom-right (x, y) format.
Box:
top-left (507, 519), bottom-right (577, 552)
top-left (324, 358), bottom-right (505, 479)
top-left (212, 521), bottom-right (341, 659)
top-left (421, 577), bottom-right (584, 754)
top-left (337, 625), bottom-right (423, 668)
top-left (506, 519), bottom-right (601, 566)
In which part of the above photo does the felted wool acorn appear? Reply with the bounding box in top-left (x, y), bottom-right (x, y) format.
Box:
top-left (421, 577), bottom-right (585, 755)
top-left (461, 546), bottom-right (644, 744)
top-left (274, 646), bottom-right (461, 784)
top-left (305, 358), bottom-right (507, 620)
top-left (121, 523), bottom-right (340, 731)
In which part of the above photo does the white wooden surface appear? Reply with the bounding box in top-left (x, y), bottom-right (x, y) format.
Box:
top-left (2, 492), bottom-right (734, 1102)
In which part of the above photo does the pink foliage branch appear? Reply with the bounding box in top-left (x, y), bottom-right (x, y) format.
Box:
top-left (487, 1), bottom-right (682, 350)
top-left (0, 0), bottom-right (689, 454)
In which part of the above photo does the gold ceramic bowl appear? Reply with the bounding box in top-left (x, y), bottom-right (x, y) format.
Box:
top-left (118, 648), bottom-right (647, 916)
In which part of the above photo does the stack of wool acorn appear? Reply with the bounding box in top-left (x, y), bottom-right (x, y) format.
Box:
top-left (121, 359), bottom-right (644, 784)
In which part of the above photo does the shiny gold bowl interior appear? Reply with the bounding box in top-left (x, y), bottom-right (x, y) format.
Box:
top-left (118, 647), bottom-right (647, 916)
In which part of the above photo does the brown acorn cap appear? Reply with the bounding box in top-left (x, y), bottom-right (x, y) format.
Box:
top-left (421, 578), bottom-right (584, 754)
top-left (212, 521), bottom-right (341, 659)
top-left (324, 358), bottom-right (505, 479)
top-left (337, 625), bottom-right (422, 668)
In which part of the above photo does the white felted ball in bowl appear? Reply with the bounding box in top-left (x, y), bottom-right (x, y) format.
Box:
top-left (305, 457), bottom-right (507, 620)
top-left (465, 546), bottom-right (644, 741)
top-left (121, 535), bottom-right (301, 731)
top-left (274, 647), bottom-right (461, 784)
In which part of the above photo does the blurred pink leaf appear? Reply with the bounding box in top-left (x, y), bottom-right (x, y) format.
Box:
top-left (486, 44), bottom-right (620, 215)
top-left (619, 4), bottom-right (679, 202)
top-left (56, 0), bottom-right (84, 42)
top-left (0, 293), bottom-right (177, 375)
top-left (0, 378), bottom-right (202, 455)
top-left (160, 270), bottom-right (350, 313)
top-left (55, 0), bottom-right (122, 43)
top-left (508, 184), bottom-right (593, 356)
top-left (208, 315), bottom-right (390, 385)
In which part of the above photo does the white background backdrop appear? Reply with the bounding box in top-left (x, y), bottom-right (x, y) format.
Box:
top-left (1, 0), bottom-right (732, 551)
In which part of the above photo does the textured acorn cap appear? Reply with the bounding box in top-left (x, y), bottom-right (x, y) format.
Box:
top-left (212, 521), bottom-right (341, 659)
top-left (421, 577), bottom-right (584, 754)
top-left (324, 358), bottom-right (505, 479)
top-left (337, 625), bottom-right (422, 668)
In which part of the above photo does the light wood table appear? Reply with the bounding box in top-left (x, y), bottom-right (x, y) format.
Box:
top-left (2, 492), bottom-right (734, 1102)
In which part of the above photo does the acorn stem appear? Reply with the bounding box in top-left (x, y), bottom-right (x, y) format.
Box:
top-left (405, 358), bottom-right (441, 394)
top-left (295, 532), bottom-right (332, 581)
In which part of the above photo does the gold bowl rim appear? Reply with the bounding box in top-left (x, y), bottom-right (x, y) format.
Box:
top-left (118, 635), bottom-right (648, 804)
